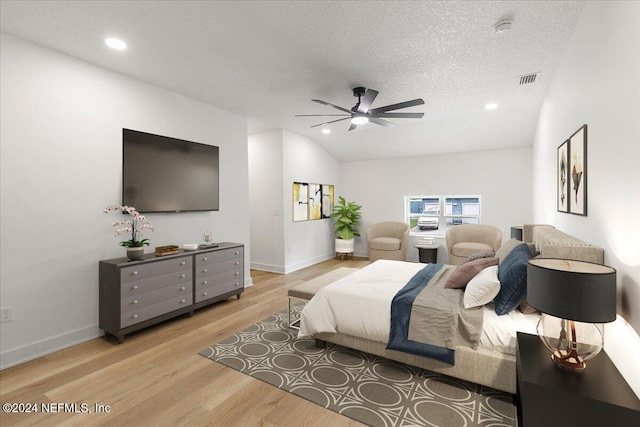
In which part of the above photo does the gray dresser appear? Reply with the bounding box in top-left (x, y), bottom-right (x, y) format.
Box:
top-left (99, 242), bottom-right (244, 343)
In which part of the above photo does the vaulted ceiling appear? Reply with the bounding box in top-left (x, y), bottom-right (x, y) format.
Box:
top-left (0, 1), bottom-right (585, 161)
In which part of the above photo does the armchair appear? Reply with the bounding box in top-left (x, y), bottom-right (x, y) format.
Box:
top-left (445, 224), bottom-right (502, 265)
top-left (366, 222), bottom-right (410, 261)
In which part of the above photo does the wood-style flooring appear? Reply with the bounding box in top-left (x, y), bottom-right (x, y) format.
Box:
top-left (0, 257), bottom-right (371, 427)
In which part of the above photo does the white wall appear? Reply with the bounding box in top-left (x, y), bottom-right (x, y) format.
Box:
top-left (340, 147), bottom-right (533, 262)
top-left (532, 1), bottom-right (640, 397)
top-left (0, 34), bottom-right (251, 368)
top-left (248, 129), bottom-right (340, 274)
top-left (282, 130), bottom-right (340, 273)
top-left (248, 129), bottom-right (285, 271)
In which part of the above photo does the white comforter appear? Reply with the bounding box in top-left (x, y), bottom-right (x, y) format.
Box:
top-left (297, 259), bottom-right (540, 355)
top-left (298, 259), bottom-right (425, 342)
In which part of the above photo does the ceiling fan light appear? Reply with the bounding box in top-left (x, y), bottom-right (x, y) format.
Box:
top-left (321, 128), bottom-right (331, 134)
top-left (351, 116), bottom-right (369, 125)
top-left (105, 37), bottom-right (127, 50)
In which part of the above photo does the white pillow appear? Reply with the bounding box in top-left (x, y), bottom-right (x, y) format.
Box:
top-left (463, 265), bottom-right (501, 308)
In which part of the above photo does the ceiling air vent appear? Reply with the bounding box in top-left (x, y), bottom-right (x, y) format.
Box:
top-left (519, 73), bottom-right (538, 85)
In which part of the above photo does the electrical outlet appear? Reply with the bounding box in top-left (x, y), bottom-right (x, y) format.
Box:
top-left (1, 306), bottom-right (13, 323)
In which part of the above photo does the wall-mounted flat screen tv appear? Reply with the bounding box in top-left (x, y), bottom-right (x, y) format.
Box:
top-left (122, 129), bottom-right (219, 213)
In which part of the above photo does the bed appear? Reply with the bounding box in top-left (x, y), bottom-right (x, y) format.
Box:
top-left (297, 224), bottom-right (604, 394)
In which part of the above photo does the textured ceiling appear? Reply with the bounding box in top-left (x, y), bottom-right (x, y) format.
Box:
top-left (0, 1), bottom-right (585, 162)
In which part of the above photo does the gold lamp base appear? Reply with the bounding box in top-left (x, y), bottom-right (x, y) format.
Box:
top-left (551, 349), bottom-right (586, 371)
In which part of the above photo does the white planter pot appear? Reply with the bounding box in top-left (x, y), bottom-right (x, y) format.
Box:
top-left (335, 238), bottom-right (355, 254)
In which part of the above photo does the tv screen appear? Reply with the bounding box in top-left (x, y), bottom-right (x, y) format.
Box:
top-left (122, 129), bottom-right (219, 213)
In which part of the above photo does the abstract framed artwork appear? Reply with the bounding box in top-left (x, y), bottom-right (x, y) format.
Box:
top-left (568, 125), bottom-right (587, 216)
top-left (557, 140), bottom-right (569, 213)
top-left (292, 182), bottom-right (309, 221)
top-left (308, 183), bottom-right (322, 220)
top-left (321, 184), bottom-right (334, 219)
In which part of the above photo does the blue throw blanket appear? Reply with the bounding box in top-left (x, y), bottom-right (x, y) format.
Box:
top-left (386, 264), bottom-right (456, 365)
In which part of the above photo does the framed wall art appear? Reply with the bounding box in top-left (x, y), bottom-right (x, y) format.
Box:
top-left (568, 125), bottom-right (587, 216)
top-left (557, 140), bottom-right (569, 213)
top-left (292, 182), bottom-right (309, 221)
top-left (309, 183), bottom-right (322, 220)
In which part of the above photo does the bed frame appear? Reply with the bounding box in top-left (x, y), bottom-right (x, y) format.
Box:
top-left (314, 224), bottom-right (604, 394)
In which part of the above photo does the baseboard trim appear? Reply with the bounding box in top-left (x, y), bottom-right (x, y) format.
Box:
top-left (0, 324), bottom-right (102, 370)
top-left (250, 262), bottom-right (285, 274)
top-left (284, 253), bottom-right (335, 274)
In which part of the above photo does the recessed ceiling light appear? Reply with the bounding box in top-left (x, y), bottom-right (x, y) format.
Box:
top-left (485, 103), bottom-right (498, 110)
top-left (351, 116), bottom-right (369, 125)
top-left (105, 38), bottom-right (127, 50)
top-left (321, 128), bottom-right (331, 134)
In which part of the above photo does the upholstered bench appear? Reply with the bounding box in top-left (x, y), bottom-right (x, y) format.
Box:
top-left (287, 267), bottom-right (358, 329)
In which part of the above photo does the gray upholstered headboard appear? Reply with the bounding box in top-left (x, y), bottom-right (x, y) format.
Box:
top-left (522, 224), bottom-right (604, 264)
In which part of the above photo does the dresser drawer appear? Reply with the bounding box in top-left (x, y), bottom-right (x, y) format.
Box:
top-left (120, 294), bottom-right (192, 328)
top-left (121, 281), bottom-right (192, 312)
top-left (195, 269), bottom-right (242, 288)
top-left (121, 256), bottom-right (192, 283)
top-left (121, 269), bottom-right (192, 297)
top-left (194, 247), bottom-right (243, 266)
top-left (195, 280), bottom-right (243, 303)
top-left (195, 258), bottom-right (242, 277)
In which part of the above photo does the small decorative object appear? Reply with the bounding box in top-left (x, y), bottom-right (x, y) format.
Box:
top-left (557, 140), bottom-right (569, 213)
top-left (199, 231), bottom-right (218, 249)
top-left (182, 243), bottom-right (198, 251)
top-left (154, 245), bottom-right (180, 256)
top-left (527, 258), bottom-right (616, 371)
top-left (331, 196), bottom-right (362, 257)
top-left (104, 205), bottom-right (155, 260)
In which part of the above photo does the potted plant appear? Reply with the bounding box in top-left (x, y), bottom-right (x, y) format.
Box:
top-left (104, 205), bottom-right (155, 260)
top-left (330, 196), bottom-right (362, 256)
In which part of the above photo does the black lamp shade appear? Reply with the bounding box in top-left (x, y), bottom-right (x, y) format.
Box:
top-left (527, 259), bottom-right (616, 323)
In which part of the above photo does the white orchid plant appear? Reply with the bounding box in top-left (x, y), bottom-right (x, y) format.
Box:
top-left (104, 205), bottom-right (155, 247)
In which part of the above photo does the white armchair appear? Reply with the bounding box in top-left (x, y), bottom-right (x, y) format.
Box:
top-left (366, 222), bottom-right (410, 261)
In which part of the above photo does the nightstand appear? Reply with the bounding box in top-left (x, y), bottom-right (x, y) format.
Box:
top-left (516, 332), bottom-right (640, 427)
top-left (415, 244), bottom-right (439, 263)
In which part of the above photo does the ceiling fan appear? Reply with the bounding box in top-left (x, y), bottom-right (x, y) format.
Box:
top-left (296, 87), bottom-right (425, 131)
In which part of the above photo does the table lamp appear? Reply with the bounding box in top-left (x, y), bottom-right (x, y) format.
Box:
top-left (527, 259), bottom-right (616, 371)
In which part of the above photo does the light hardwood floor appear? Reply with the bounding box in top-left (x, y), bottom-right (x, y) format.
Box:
top-left (0, 257), bottom-right (371, 427)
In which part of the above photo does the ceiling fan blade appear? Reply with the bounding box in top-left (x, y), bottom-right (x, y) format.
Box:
top-left (348, 123), bottom-right (358, 131)
top-left (356, 89), bottom-right (379, 113)
top-left (369, 117), bottom-right (396, 128)
top-left (295, 114), bottom-right (350, 117)
top-left (368, 98), bottom-right (425, 114)
top-left (312, 99), bottom-right (353, 114)
top-left (310, 117), bottom-right (350, 128)
top-left (372, 112), bottom-right (424, 119)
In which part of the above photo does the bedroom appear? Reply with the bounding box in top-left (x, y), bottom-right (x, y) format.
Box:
top-left (1, 1), bottom-right (639, 425)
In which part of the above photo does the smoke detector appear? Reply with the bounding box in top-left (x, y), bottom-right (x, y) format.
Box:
top-left (493, 19), bottom-right (514, 34)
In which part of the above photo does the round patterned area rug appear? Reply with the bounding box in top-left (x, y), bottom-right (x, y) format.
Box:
top-left (199, 310), bottom-right (516, 427)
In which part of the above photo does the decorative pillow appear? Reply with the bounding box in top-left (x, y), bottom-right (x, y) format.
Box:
top-left (494, 244), bottom-right (532, 315)
top-left (464, 266), bottom-right (501, 309)
top-left (461, 251), bottom-right (496, 265)
top-left (495, 238), bottom-right (525, 263)
top-left (445, 257), bottom-right (499, 289)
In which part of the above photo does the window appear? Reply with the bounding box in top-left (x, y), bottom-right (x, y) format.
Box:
top-left (405, 195), bottom-right (481, 236)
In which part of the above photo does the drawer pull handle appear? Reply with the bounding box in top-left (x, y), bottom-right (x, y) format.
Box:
top-left (133, 314), bottom-right (139, 319)
top-left (203, 269), bottom-right (208, 273)
top-left (203, 280), bottom-right (208, 285)
top-left (203, 257), bottom-right (208, 261)
top-left (181, 286), bottom-right (186, 291)
top-left (180, 299), bottom-right (186, 303)
top-left (235, 251), bottom-right (239, 255)
top-left (133, 300), bottom-right (138, 304)
top-left (132, 285), bottom-right (139, 290)
top-left (235, 282), bottom-right (240, 286)
top-left (133, 271), bottom-right (138, 275)
top-left (180, 261), bottom-right (186, 266)
top-left (203, 292), bottom-right (208, 296)
top-left (235, 261), bottom-right (239, 265)
top-left (235, 272), bottom-right (240, 276)
top-left (180, 274), bottom-right (186, 278)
